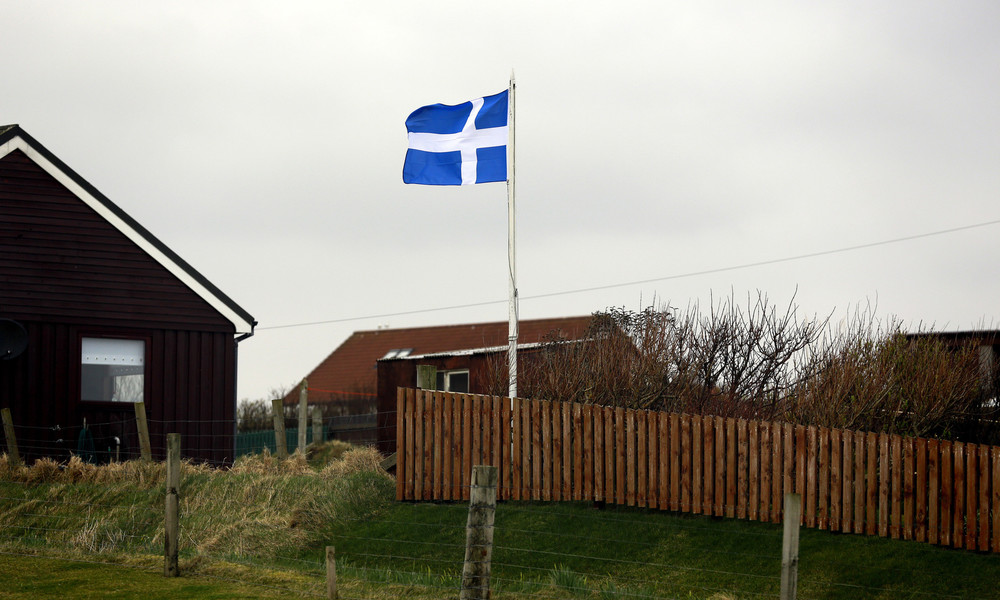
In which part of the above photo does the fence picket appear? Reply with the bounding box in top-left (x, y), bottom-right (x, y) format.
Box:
top-left (627, 409), bottom-right (637, 507)
top-left (692, 415), bottom-right (703, 515)
top-left (954, 442), bottom-right (965, 548)
top-left (659, 412), bottom-right (670, 510)
top-left (738, 419), bottom-right (749, 520)
top-left (854, 432), bottom-right (865, 535)
top-left (978, 445), bottom-right (989, 551)
top-left (749, 421), bottom-right (759, 521)
top-left (761, 422), bottom-right (771, 522)
top-left (604, 407), bottom-right (615, 503)
top-left (904, 438), bottom-right (915, 542)
top-left (542, 400), bottom-right (552, 502)
top-left (726, 418), bottom-right (737, 519)
top-left (866, 432), bottom-right (877, 536)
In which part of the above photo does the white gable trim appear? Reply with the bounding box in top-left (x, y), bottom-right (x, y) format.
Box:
top-left (0, 134), bottom-right (254, 334)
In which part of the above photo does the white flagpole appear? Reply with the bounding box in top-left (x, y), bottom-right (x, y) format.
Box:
top-left (507, 71), bottom-right (518, 400)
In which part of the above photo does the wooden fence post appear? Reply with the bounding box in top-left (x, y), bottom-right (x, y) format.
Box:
top-left (134, 401), bottom-right (152, 462)
top-left (326, 546), bottom-right (338, 599)
top-left (164, 433), bottom-right (180, 577)
top-left (461, 465), bottom-right (498, 600)
top-left (1, 408), bottom-right (20, 466)
top-left (298, 379), bottom-right (308, 454)
top-left (272, 398), bottom-right (288, 459)
top-left (417, 365), bottom-right (437, 390)
top-left (780, 492), bottom-right (802, 600)
top-left (312, 405), bottom-right (323, 445)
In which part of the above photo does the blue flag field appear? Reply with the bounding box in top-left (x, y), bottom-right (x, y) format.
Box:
top-left (403, 89), bottom-right (509, 186)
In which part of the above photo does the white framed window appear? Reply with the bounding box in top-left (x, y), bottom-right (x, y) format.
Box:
top-left (81, 337), bottom-right (145, 403)
top-left (436, 369), bottom-right (469, 393)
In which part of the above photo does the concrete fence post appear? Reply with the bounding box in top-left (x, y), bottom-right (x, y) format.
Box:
top-left (164, 433), bottom-right (181, 577)
top-left (271, 398), bottom-right (288, 459)
top-left (461, 465), bottom-right (498, 600)
top-left (1, 408), bottom-right (20, 466)
top-left (780, 493), bottom-right (802, 600)
top-left (326, 546), bottom-right (338, 599)
top-left (134, 401), bottom-right (152, 462)
top-left (298, 379), bottom-right (308, 454)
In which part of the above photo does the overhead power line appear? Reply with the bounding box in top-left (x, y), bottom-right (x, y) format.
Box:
top-left (258, 217), bottom-right (1000, 331)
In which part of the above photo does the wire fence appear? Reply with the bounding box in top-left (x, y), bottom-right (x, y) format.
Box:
top-left (4, 410), bottom-right (1000, 598)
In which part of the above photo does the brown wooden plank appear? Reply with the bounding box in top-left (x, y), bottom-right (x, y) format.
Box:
top-left (605, 407), bottom-right (616, 504)
top-left (671, 413), bottom-right (681, 512)
top-left (830, 428), bottom-right (841, 532)
top-left (715, 417), bottom-right (726, 517)
top-left (404, 389), bottom-right (416, 500)
top-left (586, 404), bottom-right (596, 501)
top-left (484, 395), bottom-right (494, 469)
top-left (614, 407), bottom-right (624, 505)
top-left (953, 442), bottom-right (965, 549)
top-left (889, 434), bottom-right (902, 539)
top-left (737, 419), bottom-right (748, 520)
top-left (878, 433), bottom-right (889, 538)
top-left (966, 443), bottom-right (977, 551)
top-left (866, 432), bottom-right (877, 536)
top-left (659, 412), bottom-right (670, 510)
top-left (915, 438), bottom-right (927, 542)
top-left (532, 399), bottom-right (542, 501)
top-left (462, 393), bottom-right (473, 501)
top-left (903, 437), bottom-right (914, 541)
top-left (681, 414), bottom-right (692, 512)
top-left (702, 416), bottom-right (714, 514)
top-left (726, 417), bottom-right (736, 518)
top-left (395, 388), bottom-right (405, 501)
top-left (854, 431), bottom-right (865, 535)
top-left (795, 425), bottom-right (806, 497)
top-left (574, 403), bottom-right (584, 501)
top-left (512, 397), bottom-right (522, 500)
top-left (806, 425), bottom-right (817, 528)
top-left (636, 410), bottom-right (648, 508)
top-left (992, 447), bottom-right (1000, 552)
top-left (773, 422), bottom-right (784, 524)
top-left (584, 405), bottom-right (607, 501)
top-left (927, 439), bottom-right (939, 545)
top-left (978, 445), bottom-right (989, 552)
top-left (818, 427), bottom-right (830, 531)
top-left (423, 392), bottom-right (435, 501)
top-left (692, 414), bottom-right (703, 514)
top-left (476, 395), bottom-right (487, 472)
top-left (647, 410), bottom-right (658, 508)
top-left (784, 423), bottom-right (794, 521)
top-left (627, 409), bottom-right (637, 507)
top-left (760, 421), bottom-right (771, 522)
top-left (414, 390), bottom-right (425, 501)
top-left (563, 402), bottom-right (573, 501)
top-left (502, 396), bottom-right (512, 500)
top-left (941, 441), bottom-right (952, 547)
top-left (542, 400), bottom-right (552, 502)
top-left (494, 397), bottom-right (503, 482)
top-left (840, 429), bottom-right (851, 533)
top-left (441, 393), bottom-right (453, 501)
top-left (843, 430), bottom-right (855, 533)
top-left (550, 400), bottom-right (561, 501)
top-left (433, 393), bottom-right (443, 500)
top-left (748, 420), bottom-right (759, 521)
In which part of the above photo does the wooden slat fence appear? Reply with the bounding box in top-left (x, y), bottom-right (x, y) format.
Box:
top-left (395, 388), bottom-right (1000, 552)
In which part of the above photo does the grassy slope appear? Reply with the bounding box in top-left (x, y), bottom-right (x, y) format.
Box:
top-left (2, 446), bottom-right (1000, 599)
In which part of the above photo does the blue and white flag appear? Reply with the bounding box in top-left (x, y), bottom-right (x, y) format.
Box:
top-left (403, 89), bottom-right (509, 186)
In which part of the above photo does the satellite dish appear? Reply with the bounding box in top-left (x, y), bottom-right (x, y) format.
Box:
top-left (0, 319), bottom-right (28, 360)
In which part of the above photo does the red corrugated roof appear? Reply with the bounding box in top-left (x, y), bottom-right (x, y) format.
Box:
top-left (290, 316), bottom-right (593, 402)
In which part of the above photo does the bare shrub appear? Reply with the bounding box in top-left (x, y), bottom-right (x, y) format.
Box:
top-left (484, 293), bottom-right (998, 442)
top-left (786, 308), bottom-right (991, 440)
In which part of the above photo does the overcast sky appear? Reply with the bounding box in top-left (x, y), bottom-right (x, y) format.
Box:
top-left (4, 1), bottom-right (999, 402)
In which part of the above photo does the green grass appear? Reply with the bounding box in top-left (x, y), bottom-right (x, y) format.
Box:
top-left (4, 450), bottom-right (1000, 599)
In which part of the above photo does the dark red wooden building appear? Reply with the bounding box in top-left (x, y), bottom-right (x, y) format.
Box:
top-left (0, 125), bottom-right (256, 464)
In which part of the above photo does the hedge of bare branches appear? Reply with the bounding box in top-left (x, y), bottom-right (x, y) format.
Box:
top-left (486, 295), bottom-right (999, 444)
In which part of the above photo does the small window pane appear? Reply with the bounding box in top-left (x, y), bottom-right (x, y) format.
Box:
top-left (81, 338), bottom-right (145, 402)
top-left (448, 372), bottom-right (469, 393)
